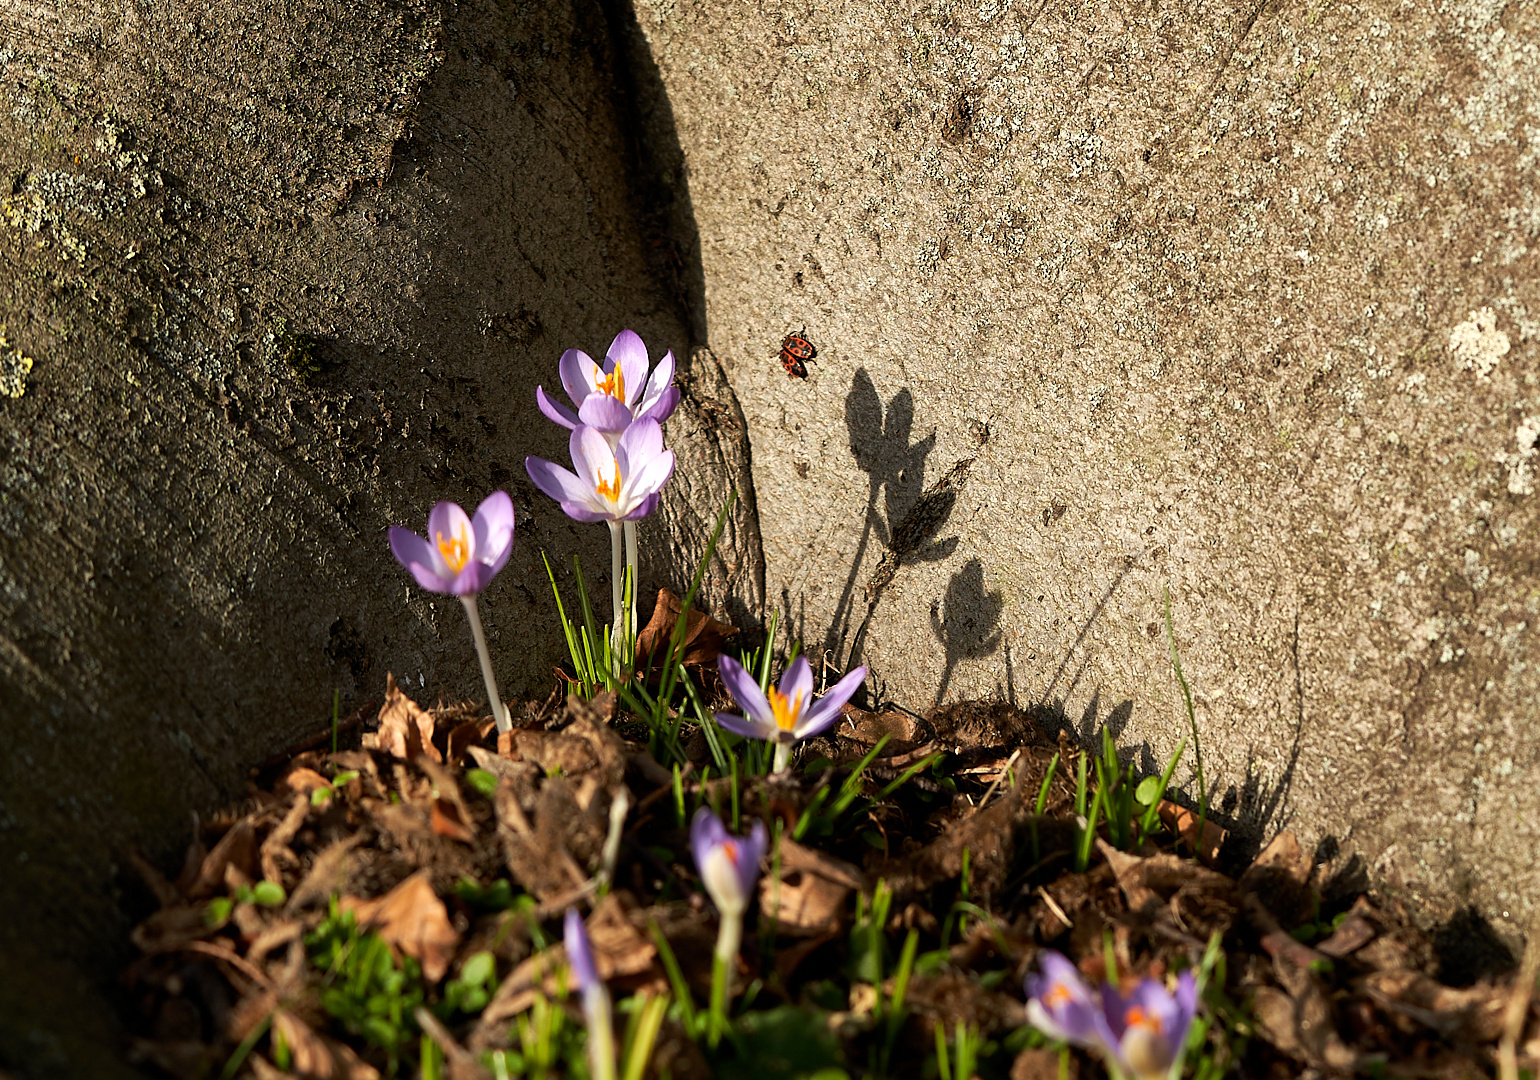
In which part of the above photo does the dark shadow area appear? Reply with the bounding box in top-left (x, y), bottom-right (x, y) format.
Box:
top-left (594, 0), bottom-right (705, 347)
top-left (1434, 907), bottom-right (1519, 987)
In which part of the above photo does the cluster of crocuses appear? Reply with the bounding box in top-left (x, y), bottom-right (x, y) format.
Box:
top-left (387, 328), bottom-right (882, 1061)
top-left (1025, 950), bottom-right (1198, 1080)
top-left (561, 806), bottom-right (763, 1072)
top-left (389, 328), bottom-right (869, 767)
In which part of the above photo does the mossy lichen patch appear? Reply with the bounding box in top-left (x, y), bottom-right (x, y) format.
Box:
top-left (0, 328), bottom-right (34, 398)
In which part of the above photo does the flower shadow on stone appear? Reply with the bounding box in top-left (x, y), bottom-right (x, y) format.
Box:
top-left (929, 557), bottom-right (1003, 709)
top-left (828, 368), bottom-right (936, 664)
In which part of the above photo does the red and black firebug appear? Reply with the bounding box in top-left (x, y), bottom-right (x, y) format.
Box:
top-left (779, 331), bottom-right (817, 378)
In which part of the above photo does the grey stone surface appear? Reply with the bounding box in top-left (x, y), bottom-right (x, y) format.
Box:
top-left (628, 0), bottom-right (1539, 930)
top-left (0, 0), bottom-right (753, 1073)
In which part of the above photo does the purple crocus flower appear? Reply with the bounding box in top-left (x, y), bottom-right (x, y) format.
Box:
top-left (563, 909), bottom-right (616, 1080)
top-left (714, 655), bottom-right (867, 773)
top-left (535, 329), bottom-right (679, 441)
top-left (388, 492), bottom-right (515, 732)
top-left (1100, 971), bottom-right (1198, 1080)
top-left (564, 908), bottom-right (600, 993)
top-left (689, 807), bottom-right (767, 925)
top-left (525, 420), bottom-right (674, 524)
top-left (388, 492), bottom-right (515, 596)
top-left (1024, 952), bottom-right (1199, 1080)
top-left (1024, 951), bottom-right (1113, 1050)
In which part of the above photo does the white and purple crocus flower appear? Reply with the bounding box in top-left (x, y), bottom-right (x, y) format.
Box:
top-left (525, 420), bottom-right (675, 525)
top-left (690, 807), bottom-right (767, 963)
top-left (564, 909), bottom-right (615, 1080)
top-left (536, 328), bottom-right (680, 444)
top-left (715, 655), bottom-right (867, 773)
top-left (389, 492), bottom-right (515, 733)
top-left (1024, 950), bottom-right (1199, 1080)
top-left (527, 331), bottom-right (678, 676)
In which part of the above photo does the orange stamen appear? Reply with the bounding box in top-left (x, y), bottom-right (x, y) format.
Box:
top-left (768, 686), bottom-right (805, 731)
top-left (596, 364), bottom-right (626, 402)
top-left (596, 460), bottom-right (622, 502)
top-left (1125, 1005), bottom-right (1162, 1033)
top-left (435, 524), bottom-right (470, 573)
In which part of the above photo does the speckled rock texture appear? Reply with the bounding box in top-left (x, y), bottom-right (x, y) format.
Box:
top-left (624, 0), bottom-right (1538, 934)
top-left (1, 0), bottom-right (1538, 1073)
top-left (0, 0), bottom-right (756, 1073)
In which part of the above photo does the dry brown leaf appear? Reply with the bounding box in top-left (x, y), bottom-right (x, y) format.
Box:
top-left (287, 835), bottom-right (366, 912)
top-left (633, 588), bottom-right (737, 678)
top-left (1156, 801), bottom-right (1226, 865)
top-left (1012, 1047), bottom-right (1080, 1080)
top-left (273, 1009), bottom-right (335, 1079)
top-left (447, 716), bottom-right (496, 764)
top-left (364, 673), bottom-right (442, 763)
top-left (878, 768), bottom-right (1031, 899)
top-left (261, 793), bottom-right (311, 885)
top-left (1317, 905), bottom-right (1377, 958)
top-left (342, 871), bottom-right (459, 982)
top-left (247, 920), bottom-right (304, 969)
top-left (1360, 969), bottom-right (1509, 1042)
top-left (279, 767), bottom-right (332, 797)
top-left (431, 799), bottom-right (475, 843)
top-left (130, 906), bottom-right (218, 954)
top-left (184, 819), bottom-right (259, 899)
top-left (324, 1038), bottom-right (382, 1080)
top-left (761, 840), bottom-right (865, 937)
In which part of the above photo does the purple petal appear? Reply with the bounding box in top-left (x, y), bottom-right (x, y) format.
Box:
top-left (405, 559), bottom-right (455, 594)
top-left (689, 807), bottom-right (728, 878)
top-left (607, 329), bottom-right (649, 407)
top-left (577, 392), bottom-right (635, 433)
top-left (389, 526), bottom-right (438, 578)
top-left (714, 711), bottom-right (777, 741)
top-left (572, 427), bottom-right (618, 492)
top-left (718, 655), bottom-right (775, 728)
top-left (559, 348), bottom-right (598, 405)
top-left (737, 819), bottom-right (768, 896)
top-left (427, 501), bottom-right (472, 561)
top-left (560, 500), bottom-right (613, 523)
top-left (636, 385), bottom-right (680, 425)
top-left (795, 665), bottom-right (867, 740)
top-left (536, 385), bottom-right (580, 430)
top-left (777, 657), bottom-right (815, 718)
top-left (616, 417), bottom-right (664, 465)
top-left (636, 349), bottom-right (676, 417)
top-left (472, 491), bottom-right (516, 575)
top-left (622, 491), bottom-right (661, 521)
top-left (625, 448), bottom-right (674, 506)
top-left (526, 456), bottom-right (592, 507)
top-left (564, 909), bottom-right (599, 992)
top-left (452, 561), bottom-right (496, 595)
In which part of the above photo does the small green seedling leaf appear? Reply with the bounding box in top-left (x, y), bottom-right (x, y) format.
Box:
top-left (461, 951), bottom-right (496, 987)
top-left (1135, 775), bottom-right (1162, 806)
top-left (465, 769), bottom-right (499, 798)
top-left (204, 897), bottom-right (234, 928)
top-left (253, 880), bottom-right (287, 908)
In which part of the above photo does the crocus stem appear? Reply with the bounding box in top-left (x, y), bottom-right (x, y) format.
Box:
top-left (623, 519), bottom-right (638, 650)
top-left (607, 520), bottom-right (624, 678)
top-left (772, 741), bottom-right (792, 774)
top-left (583, 986), bottom-right (616, 1080)
top-left (460, 595), bottom-right (509, 734)
top-left (709, 915), bottom-right (740, 1049)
